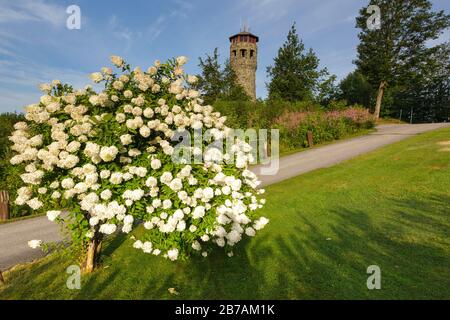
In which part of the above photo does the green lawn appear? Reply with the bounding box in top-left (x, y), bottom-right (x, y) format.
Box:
top-left (1, 127), bottom-right (450, 299)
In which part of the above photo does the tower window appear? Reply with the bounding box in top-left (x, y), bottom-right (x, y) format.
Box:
top-left (250, 50), bottom-right (254, 58)
top-left (233, 50), bottom-right (237, 57)
top-left (241, 49), bottom-right (246, 57)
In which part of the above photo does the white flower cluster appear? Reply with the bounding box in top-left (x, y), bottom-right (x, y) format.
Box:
top-left (28, 239), bottom-right (42, 249)
top-left (10, 55), bottom-right (268, 261)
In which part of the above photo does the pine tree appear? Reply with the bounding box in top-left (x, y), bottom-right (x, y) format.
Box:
top-left (355, 0), bottom-right (450, 118)
top-left (267, 23), bottom-right (325, 102)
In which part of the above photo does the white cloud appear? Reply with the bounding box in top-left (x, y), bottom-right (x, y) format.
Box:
top-left (170, 0), bottom-right (194, 18)
top-left (147, 15), bottom-right (167, 41)
top-left (0, 55), bottom-right (92, 112)
top-left (108, 15), bottom-right (143, 52)
top-left (0, 58), bottom-right (87, 86)
top-left (0, 0), bottom-right (66, 26)
top-left (0, 47), bottom-right (14, 57)
top-left (146, 0), bottom-right (194, 42)
top-left (234, 0), bottom-right (295, 27)
top-left (0, 90), bottom-right (39, 113)
top-left (297, 1), bottom-right (360, 37)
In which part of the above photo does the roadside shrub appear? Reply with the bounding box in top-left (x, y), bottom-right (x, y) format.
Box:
top-left (274, 107), bottom-right (375, 150)
top-left (213, 100), bottom-right (276, 130)
top-left (326, 100), bottom-right (350, 110)
top-left (9, 55), bottom-right (268, 272)
top-left (213, 99), bottom-right (321, 131)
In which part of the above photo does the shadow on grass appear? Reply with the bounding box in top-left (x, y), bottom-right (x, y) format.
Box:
top-left (1, 254), bottom-right (76, 299)
top-left (169, 193), bottom-right (450, 299)
top-left (253, 193), bottom-right (450, 299)
top-left (2, 194), bottom-right (449, 299)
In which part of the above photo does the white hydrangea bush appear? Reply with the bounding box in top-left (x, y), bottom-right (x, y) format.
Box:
top-left (10, 55), bottom-right (268, 268)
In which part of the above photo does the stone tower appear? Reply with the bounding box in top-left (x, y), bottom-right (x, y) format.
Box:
top-left (229, 28), bottom-right (258, 100)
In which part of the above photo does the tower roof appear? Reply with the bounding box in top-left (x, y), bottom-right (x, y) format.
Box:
top-left (229, 31), bottom-right (259, 42)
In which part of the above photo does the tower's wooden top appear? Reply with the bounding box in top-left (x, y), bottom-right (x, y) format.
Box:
top-left (229, 31), bottom-right (259, 43)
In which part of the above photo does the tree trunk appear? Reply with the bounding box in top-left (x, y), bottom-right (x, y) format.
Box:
top-left (83, 234), bottom-right (103, 274)
top-left (0, 270), bottom-right (4, 285)
top-left (374, 80), bottom-right (387, 119)
top-left (95, 239), bottom-right (103, 264)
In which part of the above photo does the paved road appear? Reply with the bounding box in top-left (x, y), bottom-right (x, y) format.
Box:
top-left (0, 216), bottom-right (61, 270)
top-left (1, 123), bottom-right (449, 270)
top-left (252, 123), bottom-right (450, 186)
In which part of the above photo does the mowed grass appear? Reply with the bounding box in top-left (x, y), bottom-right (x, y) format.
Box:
top-left (1, 127), bottom-right (450, 300)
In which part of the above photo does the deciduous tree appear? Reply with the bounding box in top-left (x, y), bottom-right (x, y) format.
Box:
top-left (355, 0), bottom-right (449, 118)
top-left (197, 49), bottom-right (249, 105)
top-left (339, 71), bottom-right (373, 108)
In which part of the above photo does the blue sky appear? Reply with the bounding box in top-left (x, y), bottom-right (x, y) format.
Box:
top-left (0, 0), bottom-right (449, 113)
